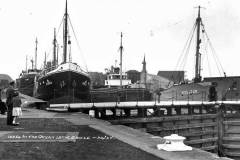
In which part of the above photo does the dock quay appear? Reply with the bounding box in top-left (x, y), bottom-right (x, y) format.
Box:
top-left (46, 100), bottom-right (240, 159)
top-left (0, 106), bottom-right (231, 160)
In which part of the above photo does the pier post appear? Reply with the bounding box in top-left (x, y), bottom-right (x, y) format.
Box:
top-left (216, 103), bottom-right (224, 156)
top-left (100, 109), bottom-right (107, 119)
top-left (138, 108), bottom-right (147, 117)
top-left (167, 107), bottom-right (172, 116)
top-left (192, 106), bottom-right (195, 114)
top-left (188, 105), bottom-right (192, 115)
top-left (155, 106), bottom-right (163, 116)
top-left (111, 108), bottom-right (116, 118)
top-left (199, 105), bottom-right (203, 114)
top-left (94, 109), bottom-right (99, 118)
top-left (137, 108), bottom-right (142, 117)
top-left (175, 107), bottom-right (181, 115)
top-left (124, 109), bottom-right (131, 117)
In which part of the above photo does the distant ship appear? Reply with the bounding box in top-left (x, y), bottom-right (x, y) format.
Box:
top-left (16, 69), bottom-right (40, 97)
top-left (0, 74), bottom-right (13, 100)
top-left (104, 65), bottom-right (131, 88)
top-left (160, 6), bottom-right (240, 101)
top-left (90, 33), bottom-right (151, 102)
top-left (0, 74), bottom-right (12, 90)
top-left (16, 39), bottom-right (41, 97)
top-left (34, 1), bottom-right (90, 104)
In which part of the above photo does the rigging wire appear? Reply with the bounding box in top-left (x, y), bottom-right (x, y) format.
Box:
top-left (41, 15), bottom-right (65, 66)
top-left (201, 22), bottom-right (225, 76)
top-left (179, 23), bottom-right (197, 71)
top-left (57, 15), bottom-right (64, 36)
top-left (68, 16), bottom-right (89, 72)
top-left (202, 31), bottom-right (212, 76)
top-left (175, 22), bottom-right (197, 71)
top-left (45, 15), bottom-right (64, 63)
top-left (181, 26), bottom-right (195, 71)
top-left (175, 23), bottom-right (194, 70)
top-left (38, 17), bottom-right (63, 70)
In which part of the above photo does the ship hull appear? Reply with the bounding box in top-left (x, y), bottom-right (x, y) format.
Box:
top-left (90, 88), bottom-right (152, 102)
top-left (35, 70), bottom-right (90, 104)
top-left (160, 76), bottom-right (240, 101)
top-left (16, 74), bottom-right (36, 97)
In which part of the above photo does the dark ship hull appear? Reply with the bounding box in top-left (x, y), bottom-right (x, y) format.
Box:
top-left (16, 73), bottom-right (36, 96)
top-left (203, 76), bottom-right (240, 101)
top-left (34, 2), bottom-right (91, 105)
top-left (90, 88), bottom-right (152, 102)
top-left (160, 76), bottom-right (240, 101)
top-left (35, 64), bottom-right (90, 104)
top-left (16, 69), bottom-right (41, 97)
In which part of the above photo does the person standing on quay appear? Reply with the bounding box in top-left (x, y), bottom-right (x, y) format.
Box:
top-left (0, 89), bottom-right (7, 114)
top-left (6, 81), bottom-right (16, 125)
top-left (12, 91), bottom-right (22, 125)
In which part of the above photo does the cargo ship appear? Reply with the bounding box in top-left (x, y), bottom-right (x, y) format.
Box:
top-left (160, 6), bottom-right (240, 101)
top-left (90, 33), bottom-right (151, 102)
top-left (34, 1), bottom-right (90, 104)
top-left (16, 39), bottom-right (41, 97)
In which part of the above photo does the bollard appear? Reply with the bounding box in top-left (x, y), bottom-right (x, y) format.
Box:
top-left (157, 134), bottom-right (192, 151)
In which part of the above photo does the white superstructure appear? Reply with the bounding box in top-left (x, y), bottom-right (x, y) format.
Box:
top-left (104, 66), bottom-right (131, 88)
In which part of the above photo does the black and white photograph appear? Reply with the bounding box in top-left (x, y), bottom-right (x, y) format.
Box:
top-left (0, 0), bottom-right (239, 159)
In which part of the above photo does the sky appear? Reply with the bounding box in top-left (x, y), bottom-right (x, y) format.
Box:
top-left (0, 0), bottom-right (240, 80)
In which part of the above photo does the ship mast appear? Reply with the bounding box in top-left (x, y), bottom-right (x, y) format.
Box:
top-left (63, 0), bottom-right (68, 63)
top-left (119, 32), bottom-right (123, 89)
top-left (142, 55), bottom-right (147, 87)
top-left (25, 55), bottom-right (28, 72)
top-left (194, 6), bottom-right (202, 83)
top-left (53, 28), bottom-right (57, 68)
top-left (31, 58), bottom-right (34, 70)
top-left (44, 52), bottom-right (46, 70)
top-left (57, 44), bottom-right (59, 65)
top-left (35, 37), bottom-right (38, 71)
